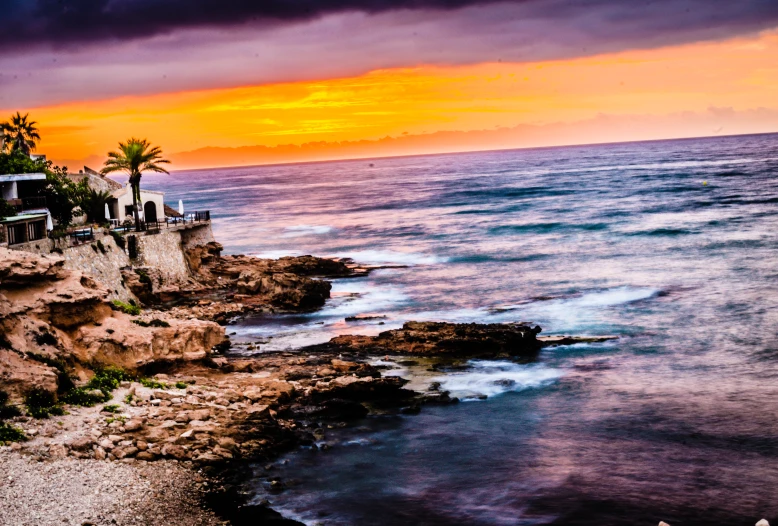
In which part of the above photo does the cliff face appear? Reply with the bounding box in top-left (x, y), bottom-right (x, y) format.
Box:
top-left (0, 247), bottom-right (225, 402)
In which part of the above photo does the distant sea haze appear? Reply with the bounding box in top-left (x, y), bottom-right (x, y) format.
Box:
top-left (145, 133), bottom-right (778, 525)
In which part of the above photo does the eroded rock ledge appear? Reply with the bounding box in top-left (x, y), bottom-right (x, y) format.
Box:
top-left (310, 321), bottom-right (616, 358)
top-left (0, 247), bottom-right (226, 403)
top-left (126, 242), bottom-right (373, 323)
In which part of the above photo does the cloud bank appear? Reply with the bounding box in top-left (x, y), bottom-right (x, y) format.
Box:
top-left (2, 0), bottom-right (778, 108)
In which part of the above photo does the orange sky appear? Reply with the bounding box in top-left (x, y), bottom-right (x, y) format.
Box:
top-left (11, 29), bottom-right (778, 170)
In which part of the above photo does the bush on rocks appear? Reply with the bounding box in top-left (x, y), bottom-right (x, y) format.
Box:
top-left (0, 421), bottom-right (26, 443)
top-left (0, 390), bottom-right (22, 420)
top-left (25, 388), bottom-right (65, 419)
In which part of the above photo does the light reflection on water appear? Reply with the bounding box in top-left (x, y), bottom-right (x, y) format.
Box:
top-left (142, 134), bottom-right (778, 524)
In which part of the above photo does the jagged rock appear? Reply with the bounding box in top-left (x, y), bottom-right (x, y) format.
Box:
top-left (161, 444), bottom-right (187, 460)
top-left (66, 437), bottom-right (94, 452)
top-left (48, 444), bottom-right (67, 459)
top-left (0, 247), bottom-right (226, 401)
top-left (319, 321), bottom-right (543, 358)
top-left (113, 446), bottom-right (138, 459)
top-left (123, 419), bottom-right (144, 432)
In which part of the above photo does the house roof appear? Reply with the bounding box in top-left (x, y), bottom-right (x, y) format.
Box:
top-left (111, 185), bottom-right (164, 199)
top-left (1, 213), bottom-right (48, 224)
top-left (0, 173), bottom-right (47, 183)
top-left (164, 204), bottom-right (182, 217)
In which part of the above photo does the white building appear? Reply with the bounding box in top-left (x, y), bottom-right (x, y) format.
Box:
top-left (107, 185), bottom-right (165, 224)
top-left (1, 173), bottom-right (53, 245)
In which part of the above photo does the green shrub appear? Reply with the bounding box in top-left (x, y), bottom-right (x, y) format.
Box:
top-left (60, 387), bottom-right (109, 407)
top-left (110, 230), bottom-right (126, 250)
top-left (132, 319), bottom-right (170, 328)
top-left (25, 388), bottom-right (65, 419)
top-left (102, 404), bottom-right (120, 413)
top-left (85, 366), bottom-right (133, 394)
top-left (0, 422), bottom-right (26, 443)
top-left (139, 378), bottom-right (168, 389)
top-left (175, 381), bottom-right (188, 389)
top-left (124, 393), bottom-right (135, 404)
top-left (111, 300), bottom-right (141, 316)
top-left (96, 240), bottom-right (106, 254)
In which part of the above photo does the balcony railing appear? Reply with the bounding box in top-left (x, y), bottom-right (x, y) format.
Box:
top-left (112, 210), bottom-right (211, 233)
top-left (9, 196), bottom-right (47, 213)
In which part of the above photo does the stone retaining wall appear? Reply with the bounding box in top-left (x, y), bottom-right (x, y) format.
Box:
top-left (61, 236), bottom-right (133, 301)
top-left (4, 222), bottom-right (216, 301)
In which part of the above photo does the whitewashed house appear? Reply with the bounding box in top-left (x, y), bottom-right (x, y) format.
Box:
top-left (107, 185), bottom-right (165, 224)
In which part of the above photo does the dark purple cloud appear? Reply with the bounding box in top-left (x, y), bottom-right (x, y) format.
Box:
top-left (1, 0), bottom-right (778, 108)
top-left (2, 0), bottom-right (778, 51)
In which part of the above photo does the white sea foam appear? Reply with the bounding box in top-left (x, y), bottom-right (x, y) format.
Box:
top-left (566, 286), bottom-right (659, 307)
top-left (435, 360), bottom-right (562, 400)
top-left (250, 250), bottom-right (306, 259)
top-left (282, 225), bottom-right (333, 238)
top-left (328, 249), bottom-right (446, 266)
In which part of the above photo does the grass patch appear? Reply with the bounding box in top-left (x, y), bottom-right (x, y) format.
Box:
top-left (132, 319), bottom-right (170, 328)
top-left (139, 378), bottom-right (168, 389)
top-left (111, 300), bottom-right (141, 316)
top-left (102, 404), bottom-right (120, 413)
top-left (0, 422), bottom-right (26, 443)
top-left (124, 393), bottom-right (135, 404)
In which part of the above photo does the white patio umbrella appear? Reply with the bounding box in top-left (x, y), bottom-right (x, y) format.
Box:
top-left (104, 203), bottom-right (110, 220)
top-left (178, 199), bottom-right (184, 215)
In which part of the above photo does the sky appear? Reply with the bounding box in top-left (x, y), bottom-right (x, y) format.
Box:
top-left (1, 0), bottom-right (778, 170)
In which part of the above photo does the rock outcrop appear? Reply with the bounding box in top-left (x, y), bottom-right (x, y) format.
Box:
top-left (124, 242), bottom-right (374, 320)
top-left (316, 321), bottom-right (544, 358)
top-left (0, 247), bottom-right (225, 402)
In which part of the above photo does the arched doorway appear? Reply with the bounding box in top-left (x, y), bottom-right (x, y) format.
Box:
top-left (143, 201), bottom-right (158, 223)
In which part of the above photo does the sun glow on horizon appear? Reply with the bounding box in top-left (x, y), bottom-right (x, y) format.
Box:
top-left (8, 29), bottom-right (778, 169)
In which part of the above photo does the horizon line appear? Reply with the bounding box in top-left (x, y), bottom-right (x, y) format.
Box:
top-left (158, 130), bottom-right (778, 174)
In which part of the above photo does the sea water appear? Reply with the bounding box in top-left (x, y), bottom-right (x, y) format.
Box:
top-left (144, 134), bottom-right (778, 524)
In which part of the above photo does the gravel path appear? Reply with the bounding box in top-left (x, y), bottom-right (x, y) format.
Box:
top-left (0, 449), bottom-right (225, 526)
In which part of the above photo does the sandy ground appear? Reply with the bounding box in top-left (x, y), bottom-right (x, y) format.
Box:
top-left (0, 448), bottom-right (224, 526)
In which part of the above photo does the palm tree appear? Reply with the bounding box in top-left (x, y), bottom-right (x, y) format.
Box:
top-left (100, 138), bottom-right (170, 231)
top-left (0, 112), bottom-right (41, 155)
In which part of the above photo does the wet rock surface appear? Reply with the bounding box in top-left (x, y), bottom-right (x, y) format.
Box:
top-left (314, 321), bottom-right (545, 358)
top-left (133, 242), bottom-right (379, 323)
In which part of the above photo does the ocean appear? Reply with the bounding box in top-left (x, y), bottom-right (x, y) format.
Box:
top-left (144, 133), bottom-right (778, 525)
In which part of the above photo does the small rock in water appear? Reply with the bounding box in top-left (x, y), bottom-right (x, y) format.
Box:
top-left (659, 522), bottom-right (671, 526)
top-left (493, 378), bottom-right (516, 388)
top-left (756, 520), bottom-right (770, 526)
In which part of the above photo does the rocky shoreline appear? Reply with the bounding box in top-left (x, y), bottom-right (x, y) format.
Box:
top-left (0, 243), bottom-right (610, 525)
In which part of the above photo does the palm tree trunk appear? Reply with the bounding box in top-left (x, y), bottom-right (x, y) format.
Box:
top-left (131, 180), bottom-right (141, 232)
